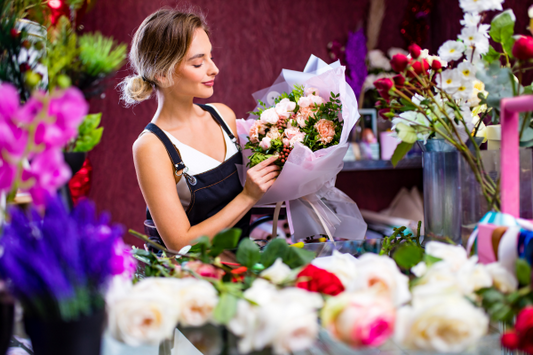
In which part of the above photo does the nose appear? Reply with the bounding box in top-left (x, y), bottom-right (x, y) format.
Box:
top-left (208, 58), bottom-right (219, 77)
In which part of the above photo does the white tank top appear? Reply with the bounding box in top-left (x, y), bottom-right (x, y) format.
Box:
top-left (159, 104), bottom-right (239, 209)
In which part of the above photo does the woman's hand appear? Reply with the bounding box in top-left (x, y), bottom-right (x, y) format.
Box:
top-left (242, 156), bottom-right (280, 202)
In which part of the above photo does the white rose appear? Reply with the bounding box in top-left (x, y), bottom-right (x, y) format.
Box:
top-left (309, 95), bottom-right (325, 106)
top-left (276, 287), bottom-right (324, 309)
top-left (228, 300), bottom-right (263, 353)
top-left (425, 241), bottom-right (468, 272)
top-left (456, 256), bottom-right (492, 295)
top-left (260, 107), bottom-right (279, 124)
top-left (131, 277), bottom-right (183, 297)
top-left (275, 98), bottom-right (296, 118)
top-left (367, 49), bottom-right (391, 70)
top-left (269, 305), bottom-right (319, 354)
top-left (260, 258), bottom-right (292, 284)
top-left (395, 295), bottom-right (488, 352)
top-left (259, 137), bottom-right (272, 150)
top-left (486, 262), bottom-right (518, 293)
top-left (411, 262), bottom-right (462, 304)
top-left (108, 292), bottom-right (179, 346)
top-left (411, 262), bottom-right (427, 277)
top-left (354, 253), bottom-right (411, 306)
top-left (312, 250), bottom-right (359, 291)
top-left (244, 278), bottom-right (278, 305)
top-left (297, 96), bottom-right (312, 108)
top-left (266, 129), bottom-right (281, 141)
top-left (175, 278), bottom-right (219, 326)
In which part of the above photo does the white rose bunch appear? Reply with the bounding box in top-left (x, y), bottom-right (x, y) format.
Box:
top-left (107, 277), bottom-right (219, 346)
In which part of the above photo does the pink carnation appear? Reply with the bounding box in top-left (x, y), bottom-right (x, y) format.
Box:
top-left (314, 119), bottom-right (335, 144)
top-left (296, 106), bottom-right (314, 128)
top-left (186, 260), bottom-right (225, 280)
top-left (249, 120), bottom-right (267, 144)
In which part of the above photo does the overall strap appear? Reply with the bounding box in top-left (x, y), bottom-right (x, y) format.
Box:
top-left (144, 123), bottom-right (186, 172)
top-left (196, 103), bottom-right (240, 148)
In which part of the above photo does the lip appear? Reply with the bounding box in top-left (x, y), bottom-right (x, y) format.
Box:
top-left (202, 80), bottom-right (215, 87)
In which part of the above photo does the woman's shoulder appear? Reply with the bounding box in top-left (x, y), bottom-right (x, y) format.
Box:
top-left (209, 103), bottom-right (237, 133)
top-left (132, 130), bottom-right (167, 159)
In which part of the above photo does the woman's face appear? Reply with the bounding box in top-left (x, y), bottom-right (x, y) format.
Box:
top-left (172, 28), bottom-right (218, 99)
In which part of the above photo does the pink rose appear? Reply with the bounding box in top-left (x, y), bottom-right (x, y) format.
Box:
top-left (259, 137), bottom-right (272, 150)
top-left (296, 106), bottom-right (314, 128)
top-left (260, 107), bottom-right (279, 125)
top-left (249, 120), bottom-right (267, 143)
top-left (275, 98), bottom-right (296, 118)
top-left (284, 126), bottom-right (301, 140)
top-left (298, 96), bottom-right (313, 108)
top-left (186, 260), bottom-right (225, 280)
top-left (305, 87), bottom-right (319, 96)
top-left (266, 128), bottom-right (281, 140)
top-left (322, 293), bottom-right (396, 348)
top-left (314, 119), bottom-right (336, 144)
top-left (309, 95), bottom-right (325, 106)
top-left (289, 132), bottom-right (305, 147)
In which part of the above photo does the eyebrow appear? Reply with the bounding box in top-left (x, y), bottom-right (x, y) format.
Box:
top-left (188, 53), bottom-right (204, 61)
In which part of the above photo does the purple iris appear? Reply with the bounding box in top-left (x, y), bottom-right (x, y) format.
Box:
top-left (0, 195), bottom-right (129, 320)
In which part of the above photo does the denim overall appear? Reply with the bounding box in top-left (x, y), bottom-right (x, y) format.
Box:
top-left (143, 104), bottom-right (251, 250)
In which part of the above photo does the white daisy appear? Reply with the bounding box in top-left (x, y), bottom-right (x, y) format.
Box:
top-left (436, 69), bottom-right (462, 94)
top-left (457, 62), bottom-right (477, 80)
top-left (465, 46), bottom-right (483, 64)
top-left (460, 12), bottom-right (481, 27)
top-left (438, 40), bottom-right (465, 62)
top-left (529, 5), bottom-right (533, 18)
top-left (458, 26), bottom-right (489, 54)
top-left (460, 0), bottom-right (503, 13)
top-left (453, 79), bottom-right (475, 101)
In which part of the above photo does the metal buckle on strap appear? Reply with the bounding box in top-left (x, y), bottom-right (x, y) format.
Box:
top-left (175, 166), bottom-right (197, 186)
top-left (232, 137), bottom-right (242, 151)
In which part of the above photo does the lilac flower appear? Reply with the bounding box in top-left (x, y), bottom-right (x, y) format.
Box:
top-left (0, 84), bottom-right (19, 121)
top-left (0, 195), bottom-right (126, 320)
top-left (345, 28), bottom-right (368, 99)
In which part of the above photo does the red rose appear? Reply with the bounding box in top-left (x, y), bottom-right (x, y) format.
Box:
top-left (501, 333), bottom-right (519, 350)
top-left (409, 59), bottom-right (430, 77)
top-left (374, 78), bottom-right (394, 92)
top-left (296, 264), bottom-right (344, 296)
top-left (431, 59), bottom-right (442, 71)
top-left (516, 307), bottom-right (533, 354)
top-left (513, 36), bottom-right (533, 61)
top-left (390, 54), bottom-right (409, 72)
top-left (408, 43), bottom-right (422, 59)
top-left (393, 74), bottom-right (405, 87)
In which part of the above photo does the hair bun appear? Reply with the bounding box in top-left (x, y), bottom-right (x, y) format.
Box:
top-left (119, 75), bottom-right (153, 105)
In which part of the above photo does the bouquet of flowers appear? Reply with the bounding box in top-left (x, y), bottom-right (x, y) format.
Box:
top-left (238, 55), bottom-right (367, 241)
top-left (245, 86), bottom-right (342, 168)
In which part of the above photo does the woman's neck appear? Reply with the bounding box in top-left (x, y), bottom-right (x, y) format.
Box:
top-left (152, 90), bottom-right (202, 130)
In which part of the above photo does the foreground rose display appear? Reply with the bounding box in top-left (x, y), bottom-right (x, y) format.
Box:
top-left (322, 292), bottom-right (396, 347)
top-left (296, 264), bottom-right (345, 296)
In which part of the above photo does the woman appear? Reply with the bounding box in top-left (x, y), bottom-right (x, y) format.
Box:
top-left (121, 9), bottom-right (279, 251)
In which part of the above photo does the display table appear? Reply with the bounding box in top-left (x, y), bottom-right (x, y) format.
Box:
top-left (101, 325), bottom-right (504, 355)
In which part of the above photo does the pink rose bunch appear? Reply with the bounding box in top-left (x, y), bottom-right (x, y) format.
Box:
top-left (322, 292), bottom-right (396, 348)
top-left (185, 260), bottom-right (225, 280)
top-left (314, 119), bottom-right (336, 144)
top-left (246, 85), bottom-right (342, 169)
top-left (0, 83), bottom-right (88, 206)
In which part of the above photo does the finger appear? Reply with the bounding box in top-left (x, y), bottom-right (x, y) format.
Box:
top-left (263, 178), bottom-right (277, 190)
top-left (254, 155), bottom-right (278, 170)
top-left (259, 165), bottom-right (280, 175)
top-left (260, 171), bottom-right (280, 183)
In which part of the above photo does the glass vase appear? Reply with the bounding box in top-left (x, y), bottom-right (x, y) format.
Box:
top-left (421, 140), bottom-right (533, 245)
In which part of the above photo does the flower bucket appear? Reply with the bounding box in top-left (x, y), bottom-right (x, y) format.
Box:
top-left (0, 294), bottom-right (14, 355)
top-left (420, 139), bottom-right (533, 245)
top-left (24, 310), bottom-right (105, 355)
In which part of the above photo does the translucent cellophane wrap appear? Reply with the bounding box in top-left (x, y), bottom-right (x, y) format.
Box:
top-left (237, 55), bottom-right (367, 241)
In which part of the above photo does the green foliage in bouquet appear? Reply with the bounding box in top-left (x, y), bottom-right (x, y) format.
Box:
top-left (246, 85), bottom-right (343, 168)
top-left (128, 228), bottom-right (316, 325)
top-left (44, 16), bottom-right (78, 89)
top-left (476, 259), bottom-right (533, 325)
top-left (78, 32), bottom-right (127, 77)
top-left (67, 112), bottom-right (103, 152)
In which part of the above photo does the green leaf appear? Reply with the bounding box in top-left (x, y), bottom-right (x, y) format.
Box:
top-left (423, 254), bottom-right (442, 267)
top-left (236, 238), bottom-right (261, 268)
top-left (489, 10), bottom-right (515, 44)
top-left (503, 37), bottom-right (516, 58)
top-left (524, 85), bottom-right (533, 95)
top-left (209, 229), bottom-right (242, 257)
top-left (189, 236), bottom-right (211, 256)
top-left (73, 127), bottom-right (103, 152)
top-left (78, 113), bottom-right (101, 135)
top-left (516, 259), bottom-right (532, 286)
top-left (282, 247), bottom-right (315, 269)
top-left (390, 142), bottom-right (414, 167)
top-left (260, 239), bottom-right (289, 268)
top-left (393, 244), bottom-right (424, 269)
top-left (482, 45), bottom-right (501, 63)
top-left (212, 293), bottom-right (238, 325)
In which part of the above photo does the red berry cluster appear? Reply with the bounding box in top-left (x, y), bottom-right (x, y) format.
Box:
top-left (279, 145), bottom-right (293, 163)
top-left (276, 116), bottom-right (288, 130)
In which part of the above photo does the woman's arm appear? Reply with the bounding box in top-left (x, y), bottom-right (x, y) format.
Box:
top-left (133, 133), bottom-right (279, 251)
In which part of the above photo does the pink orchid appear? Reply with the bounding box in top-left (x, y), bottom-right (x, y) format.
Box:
top-left (15, 97), bottom-right (43, 124)
top-left (48, 87), bottom-right (89, 133)
top-left (0, 161), bottom-right (16, 191)
top-left (34, 122), bottom-right (71, 148)
top-left (26, 149), bottom-right (71, 193)
top-left (0, 120), bottom-right (28, 161)
top-left (110, 239), bottom-right (137, 277)
top-left (0, 84), bottom-right (19, 120)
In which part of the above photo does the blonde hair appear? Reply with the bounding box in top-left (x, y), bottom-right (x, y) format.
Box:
top-left (119, 8), bottom-right (209, 105)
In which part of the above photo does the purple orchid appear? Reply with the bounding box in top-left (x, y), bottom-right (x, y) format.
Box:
top-left (0, 195), bottom-right (130, 320)
top-left (345, 28), bottom-right (368, 99)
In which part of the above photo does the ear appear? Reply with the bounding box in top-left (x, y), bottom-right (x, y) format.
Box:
top-left (155, 73), bottom-right (169, 87)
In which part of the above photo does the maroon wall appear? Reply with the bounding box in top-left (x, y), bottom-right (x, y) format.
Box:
top-left (80, 0), bottom-right (531, 245)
